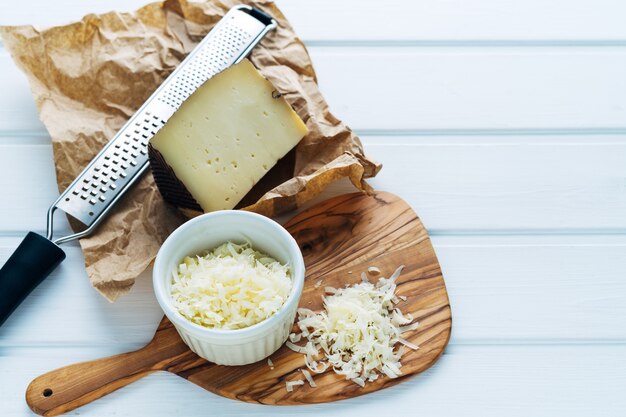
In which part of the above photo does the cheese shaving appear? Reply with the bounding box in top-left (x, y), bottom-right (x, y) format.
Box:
top-left (397, 345), bottom-right (406, 357)
top-left (301, 369), bottom-right (317, 387)
top-left (291, 265), bottom-right (418, 387)
top-left (289, 332), bottom-right (302, 343)
top-left (286, 341), bottom-right (308, 353)
top-left (367, 266), bottom-right (381, 275)
top-left (267, 358), bottom-right (274, 369)
top-left (170, 241), bottom-right (292, 330)
top-left (285, 380), bottom-right (304, 392)
top-left (353, 377), bottom-right (365, 387)
top-left (399, 322), bottom-right (420, 333)
top-left (399, 338), bottom-right (419, 350)
top-left (305, 355), bottom-right (330, 374)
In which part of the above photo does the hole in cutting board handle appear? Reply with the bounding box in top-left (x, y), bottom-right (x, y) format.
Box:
top-left (42, 388), bottom-right (53, 397)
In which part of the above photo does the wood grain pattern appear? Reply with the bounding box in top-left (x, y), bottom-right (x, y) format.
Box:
top-left (26, 192), bottom-right (451, 416)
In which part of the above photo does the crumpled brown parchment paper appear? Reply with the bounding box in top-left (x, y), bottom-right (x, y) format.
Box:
top-left (0, 0), bottom-right (381, 301)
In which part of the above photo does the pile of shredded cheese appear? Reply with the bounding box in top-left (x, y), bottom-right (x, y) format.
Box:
top-left (170, 241), bottom-right (292, 330)
top-left (286, 265), bottom-right (418, 387)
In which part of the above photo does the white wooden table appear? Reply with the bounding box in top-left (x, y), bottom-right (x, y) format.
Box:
top-left (1, 1), bottom-right (626, 415)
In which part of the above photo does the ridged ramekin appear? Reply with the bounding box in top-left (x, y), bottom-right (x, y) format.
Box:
top-left (153, 210), bottom-right (304, 365)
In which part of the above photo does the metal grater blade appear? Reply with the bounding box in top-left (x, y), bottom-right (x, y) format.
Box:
top-left (48, 5), bottom-right (276, 244)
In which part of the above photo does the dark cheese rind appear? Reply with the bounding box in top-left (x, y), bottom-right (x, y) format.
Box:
top-left (150, 143), bottom-right (298, 217)
top-left (148, 143), bottom-right (203, 214)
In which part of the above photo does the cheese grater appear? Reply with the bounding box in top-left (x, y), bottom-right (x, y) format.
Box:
top-left (0, 5), bottom-right (277, 326)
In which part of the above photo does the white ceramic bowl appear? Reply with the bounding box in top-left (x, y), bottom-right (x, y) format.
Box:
top-left (153, 210), bottom-right (305, 365)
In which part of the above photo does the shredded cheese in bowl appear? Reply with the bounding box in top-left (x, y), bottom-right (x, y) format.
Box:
top-left (170, 241), bottom-right (292, 330)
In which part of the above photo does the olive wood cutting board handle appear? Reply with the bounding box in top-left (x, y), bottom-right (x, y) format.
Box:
top-left (26, 320), bottom-right (193, 417)
top-left (27, 192), bottom-right (452, 416)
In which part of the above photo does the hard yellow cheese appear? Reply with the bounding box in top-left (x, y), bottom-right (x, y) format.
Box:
top-left (150, 59), bottom-right (308, 212)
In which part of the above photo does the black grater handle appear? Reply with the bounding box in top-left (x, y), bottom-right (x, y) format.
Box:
top-left (0, 232), bottom-right (66, 326)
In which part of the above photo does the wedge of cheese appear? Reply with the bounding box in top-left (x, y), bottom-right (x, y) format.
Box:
top-left (150, 59), bottom-right (308, 212)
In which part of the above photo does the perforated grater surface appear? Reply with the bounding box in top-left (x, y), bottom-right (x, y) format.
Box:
top-left (0, 5), bottom-right (276, 325)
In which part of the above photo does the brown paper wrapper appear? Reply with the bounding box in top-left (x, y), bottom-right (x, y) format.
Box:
top-left (0, 0), bottom-right (381, 301)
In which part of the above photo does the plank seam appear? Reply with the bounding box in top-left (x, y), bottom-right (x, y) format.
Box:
top-left (2, 340), bottom-right (626, 350)
top-left (304, 39), bottom-right (626, 48)
top-left (6, 40), bottom-right (626, 50)
top-left (356, 128), bottom-right (626, 136)
top-left (3, 128), bottom-right (626, 142)
top-left (3, 230), bottom-right (626, 240)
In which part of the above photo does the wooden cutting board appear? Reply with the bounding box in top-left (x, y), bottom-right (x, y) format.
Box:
top-left (26, 192), bottom-right (452, 416)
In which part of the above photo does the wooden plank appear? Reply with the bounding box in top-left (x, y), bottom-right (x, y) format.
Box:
top-left (282, 0), bottom-right (626, 43)
top-left (2, 47), bottom-right (626, 133)
top-left (1, 0), bottom-right (626, 41)
top-left (1, 136), bottom-right (625, 234)
top-left (0, 54), bottom-right (46, 134)
top-left (2, 344), bottom-right (626, 416)
top-left (1, 234), bottom-right (625, 346)
top-left (436, 234), bottom-right (626, 342)
top-left (308, 47), bottom-right (626, 131)
top-left (0, 145), bottom-right (70, 235)
top-left (364, 136), bottom-right (626, 233)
